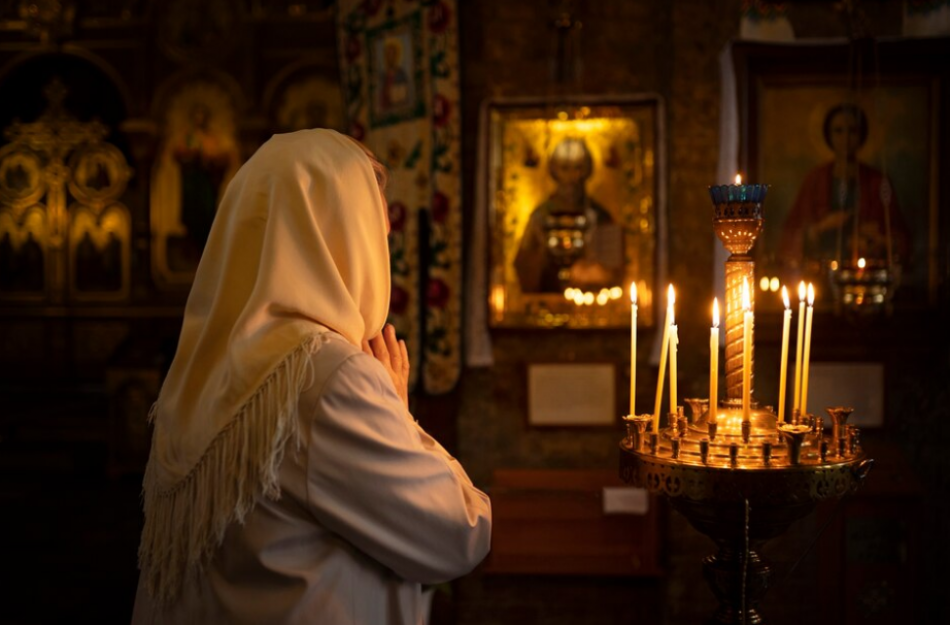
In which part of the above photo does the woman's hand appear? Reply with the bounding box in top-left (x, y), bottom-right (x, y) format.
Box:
top-left (362, 324), bottom-right (410, 409)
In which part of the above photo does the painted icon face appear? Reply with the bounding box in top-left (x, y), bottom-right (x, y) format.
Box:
top-left (829, 110), bottom-right (861, 159)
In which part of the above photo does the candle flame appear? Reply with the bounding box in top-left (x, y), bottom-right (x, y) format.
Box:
top-left (857, 257), bottom-right (866, 269)
top-left (742, 278), bottom-right (751, 311)
top-left (712, 298), bottom-right (719, 328)
top-left (807, 282), bottom-right (815, 306)
top-left (667, 284), bottom-right (676, 326)
top-left (630, 281), bottom-right (638, 304)
top-left (798, 280), bottom-right (806, 301)
top-left (735, 173), bottom-right (742, 185)
top-left (782, 286), bottom-right (790, 309)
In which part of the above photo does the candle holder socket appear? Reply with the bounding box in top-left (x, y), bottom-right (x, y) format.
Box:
top-left (666, 411), bottom-right (678, 434)
top-left (708, 421), bottom-right (718, 441)
top-left (778, 424), bottom-right (810, 465)
top-left (699, 438), bottom-right (710, 464)
top-left (741, 420), bottom-right (751, 444)
top-left (624, 415), bottom-right (652, 452)
top-left (671, 438), bottom-right (681, 460)
top-left (820, 440), bottom-right (829, 463)
top-left (762, 441), bottom-right (772, 465)
top-left (826, 406), bottom-right (854, 450)
top-left (685, 398), bottom-right (709, 425)
top-left (649, 432), bottom-right (659, 455)
top-left (848, 425), bottom-right (860, 455)
top-left (729, 443), bottom-right (739, 467)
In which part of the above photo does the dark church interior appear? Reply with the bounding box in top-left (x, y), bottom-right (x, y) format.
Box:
top-left (1, 0), bottom-right (948, 623)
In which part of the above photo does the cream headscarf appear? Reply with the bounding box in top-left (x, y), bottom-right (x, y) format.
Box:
top-left (138, 128), bottom-right (391, 603)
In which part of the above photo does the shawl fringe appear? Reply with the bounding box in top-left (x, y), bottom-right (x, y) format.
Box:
top-left (137, 335), bottom-right (322, 605)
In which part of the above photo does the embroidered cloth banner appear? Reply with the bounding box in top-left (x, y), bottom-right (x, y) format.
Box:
top-left (337, 0), bottom-right (462, 394)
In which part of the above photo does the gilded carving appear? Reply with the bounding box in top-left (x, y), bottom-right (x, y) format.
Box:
top-left (0, 78), bottom-right (132, 302)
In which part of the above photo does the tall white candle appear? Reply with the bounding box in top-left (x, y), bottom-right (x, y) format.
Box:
top-left (669, 305), bottom-right (678, 420)
top-left (652, 285), bottom-right (674, 432)
top-left (742, 278), bottom-right (752, 423)
top-left (800, 283), bottom-right (815, 417)
top-left (630, 282), bottom-right (638, 417)
top-left (792, 281), bottom-right (806, 415)
top-left (709, 298), bottom-right (719, 424)
top-left (778, 287), bottom-right (791, 424)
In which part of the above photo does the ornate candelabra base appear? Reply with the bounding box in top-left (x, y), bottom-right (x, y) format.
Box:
top-left (620, 411), bottom-right (873, 625)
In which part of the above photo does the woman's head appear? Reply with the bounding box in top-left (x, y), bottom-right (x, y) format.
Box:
top-left (192, 128), bottom-right (392, 347)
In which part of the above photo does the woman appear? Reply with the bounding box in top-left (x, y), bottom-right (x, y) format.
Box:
top-left (132, 129), bottom-right (491, 624)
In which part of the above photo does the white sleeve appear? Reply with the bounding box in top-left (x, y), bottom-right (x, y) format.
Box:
top-left (304, 353), bottom-right (492, 585)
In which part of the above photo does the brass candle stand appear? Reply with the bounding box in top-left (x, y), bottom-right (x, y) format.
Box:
top-left (619, 183), bottom-right (873, 624)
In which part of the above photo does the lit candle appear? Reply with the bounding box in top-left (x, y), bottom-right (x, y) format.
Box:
top-left (669, 295), bottom-right (678, 419)
top-left (735, 173), bottom-right (742, 185)
top-left (742, 278), bottom-right (752, 424)
top-left (778, 287), bottom-right (791, 424)
top-left (630, 282), bottom-right (637, 417)
top-left (800, 283), bottom-right (815, 417)
top-left (652, 284), bottom-right (674, 431)
top-left (709, 298), bottom-right (719, 424)
top-left (792, 281), bottom-right (806, 416)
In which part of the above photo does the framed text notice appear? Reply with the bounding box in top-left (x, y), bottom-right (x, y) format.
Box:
top-left (527, 363), bottom-right (617, 427)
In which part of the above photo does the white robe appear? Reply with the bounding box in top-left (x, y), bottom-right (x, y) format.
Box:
top-left (132, 332), bottom-right (492, 624)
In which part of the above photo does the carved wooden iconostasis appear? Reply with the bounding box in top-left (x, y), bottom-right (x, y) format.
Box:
top-left (0, 0), bottom-right (342, 478)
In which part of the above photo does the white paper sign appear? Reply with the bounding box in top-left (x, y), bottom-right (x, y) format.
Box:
top-left (602, 487), bottom-right (649, 515)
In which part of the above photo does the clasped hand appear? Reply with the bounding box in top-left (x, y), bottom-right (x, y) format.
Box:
top-left (362, 324), bottom-right (410, 409)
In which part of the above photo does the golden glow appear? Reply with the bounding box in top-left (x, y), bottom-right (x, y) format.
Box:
top-left (583, 291), bottom-right (594, 306)
top-left (782, 285), bottom-right (790, 309)
top-left (798, 280), bottom-right (806, 302)
top-left (712, 298), bottom-right (719, 328)
top-left (759, 276), bottom-right (770, 291)
top-left (630, 281), bottom-right (637, 304)
top-left (742, 278), bottom-right (751, 312)
top-left (770, 277), bottom-right (780, 292)
top-left (596, 291), bottom-right (610, 306)
top-left (490, 285), bottom-right (506, 318)
top-left (610, 286), bottom-right (623, 300)
top-left (564, 287), bottom-right (574, 300)
top-left (735, 173), bottom-right (742, 185)
top-left (857, 257), bottom-right (867, 269)
top-left (807, 282), bottom-right (815, 306)
top-left (549, 118), bottom-right (612, 135)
